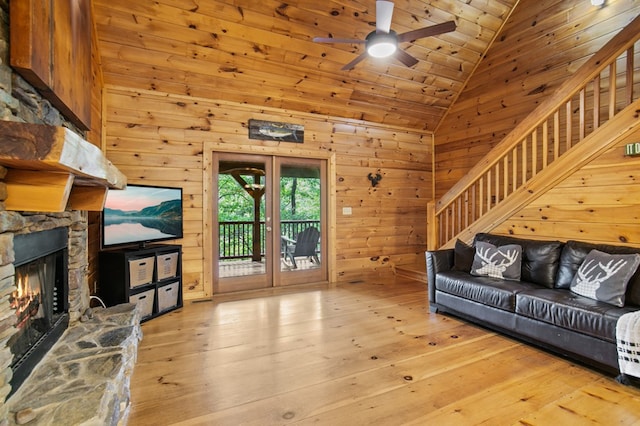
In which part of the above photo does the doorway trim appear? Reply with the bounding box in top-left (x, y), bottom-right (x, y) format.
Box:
top-left (203, 145), bottom-right (336, 298)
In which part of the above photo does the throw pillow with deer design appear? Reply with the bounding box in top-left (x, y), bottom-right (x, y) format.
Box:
top-left (470, 242), bottom-right (523, 281)
top-left (570, 249), bottom-right (640, 307)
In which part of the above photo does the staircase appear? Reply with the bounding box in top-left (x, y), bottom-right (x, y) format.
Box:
top-left (428, 15), bottom-right (640, 250)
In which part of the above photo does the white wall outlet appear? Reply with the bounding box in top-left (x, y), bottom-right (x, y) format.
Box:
top-left (342, 207), bottom-right (352, 215)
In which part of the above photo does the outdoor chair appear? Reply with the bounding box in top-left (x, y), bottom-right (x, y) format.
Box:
top-left (281, 227), bottom-right (320, 269)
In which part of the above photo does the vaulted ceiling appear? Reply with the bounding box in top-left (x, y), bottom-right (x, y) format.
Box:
top-left (92, 0), bottom-right (519, 131)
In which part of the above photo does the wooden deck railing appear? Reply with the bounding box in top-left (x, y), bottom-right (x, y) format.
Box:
top-left (431, 15), bottom-right (640, 249)
top-left (219, 220), bottom-right (320, 260)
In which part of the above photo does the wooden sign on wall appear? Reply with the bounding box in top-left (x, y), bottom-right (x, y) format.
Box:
top-left (248, 119), bottom-right (304, 143)
top-left (10, 0), bottom-right (92, 130)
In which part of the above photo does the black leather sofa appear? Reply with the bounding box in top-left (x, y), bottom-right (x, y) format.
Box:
top-left (426, 233), bottom-right (640, 374)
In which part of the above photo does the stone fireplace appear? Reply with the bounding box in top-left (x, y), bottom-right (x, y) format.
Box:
top-left (0, 209), bottom-right (90, 399)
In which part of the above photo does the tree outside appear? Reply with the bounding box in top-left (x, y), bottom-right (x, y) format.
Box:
top-left (218, 173), bottom-right (320, 259)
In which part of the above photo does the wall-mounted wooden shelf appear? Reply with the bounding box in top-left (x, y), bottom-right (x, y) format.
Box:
top-left (0, 121), bottom-right (126, 212)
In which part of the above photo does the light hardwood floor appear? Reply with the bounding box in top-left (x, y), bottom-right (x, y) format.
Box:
top-left (128, 278), bottom-right (640, 425)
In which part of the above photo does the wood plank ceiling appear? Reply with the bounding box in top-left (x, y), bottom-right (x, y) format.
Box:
top-left (93, 0), bottom-right (518, 131)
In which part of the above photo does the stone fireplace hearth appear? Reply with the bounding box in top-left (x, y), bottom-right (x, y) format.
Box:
top-left (5, 304), bottom-right (141, 425)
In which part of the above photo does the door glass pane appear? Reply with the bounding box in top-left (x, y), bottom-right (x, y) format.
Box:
top-left (280, 163), bottom-right (321, 272)
top-left (217, 160), bottom-right (267, 278)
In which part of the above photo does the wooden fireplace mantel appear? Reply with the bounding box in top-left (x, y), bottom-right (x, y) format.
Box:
top-left (0, 121), bottom-right (126, 212)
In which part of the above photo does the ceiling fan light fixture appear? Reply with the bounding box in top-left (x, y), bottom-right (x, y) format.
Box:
top-left (366, 31), bottom-right (397, 58)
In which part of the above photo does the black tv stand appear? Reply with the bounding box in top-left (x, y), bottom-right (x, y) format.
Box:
top-left (98, 244), bottom-right (183, 322)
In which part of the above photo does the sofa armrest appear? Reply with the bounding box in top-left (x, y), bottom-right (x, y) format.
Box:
top-left (425, 249), bottom-right (454, 312)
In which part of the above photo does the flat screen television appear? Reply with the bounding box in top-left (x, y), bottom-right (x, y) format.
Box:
top-left (102, 184), bottom-right (183, 249)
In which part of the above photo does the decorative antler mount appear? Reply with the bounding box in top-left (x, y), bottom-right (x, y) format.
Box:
top-left (368, 172), bottom-right (382, 187)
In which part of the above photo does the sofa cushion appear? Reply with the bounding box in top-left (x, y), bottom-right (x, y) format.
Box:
top-left (453, 239), bottom-right (475, 272)
top-left (474, 234), bottom-right (563, 288)
top-left (569, 250), bottom-right (640, 307)
top-left (471, 242), bottom-right (522, 281)
top-left (435, 271), bottom-right (539, 312)
top-left (515, 288), bottom-right (636, 343)
top-left (556, 240), bottom-right (640, 306)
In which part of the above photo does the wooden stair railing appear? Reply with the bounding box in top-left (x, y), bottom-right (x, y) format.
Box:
top-left (428, 99), bottom-right (640, 250)
top-left (430, 15), bottom-right (640, 250)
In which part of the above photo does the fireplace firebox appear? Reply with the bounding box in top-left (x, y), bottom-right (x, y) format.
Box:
top-left (8, 227), bottom-right (69, 396)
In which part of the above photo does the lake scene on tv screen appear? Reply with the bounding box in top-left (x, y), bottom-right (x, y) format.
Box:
top-left (104, 186), bottom-right (182, 246)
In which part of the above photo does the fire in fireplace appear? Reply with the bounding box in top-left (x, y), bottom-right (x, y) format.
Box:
top-left (7, 228), bottom-right (69, 396)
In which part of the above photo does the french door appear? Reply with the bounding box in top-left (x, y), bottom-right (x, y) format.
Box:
top-left (213, 153), bottom-right (327, 293)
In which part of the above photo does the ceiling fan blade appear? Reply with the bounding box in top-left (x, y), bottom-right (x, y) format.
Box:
top-left (376, 1), bottom-right (394, 34)
top-left (397, 21), bottom-right (456, 43)
top-left (394, 49), bottom-right (419, 68)
top-left (341, 53), bottom-right (369, 71)
top-left (313, 37), bottom-right (366, 44)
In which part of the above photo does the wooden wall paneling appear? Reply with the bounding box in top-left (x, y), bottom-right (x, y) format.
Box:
top-left (106, 151), bottom-right (203, 170)
top-left (493, 220), bottom-right (640, 246)
top-left (513, 204), bottom-right (640, 225)
top-left (525, 186), bottom-right (638, 206)
top-left (104, 87), bottom-right (432, 299)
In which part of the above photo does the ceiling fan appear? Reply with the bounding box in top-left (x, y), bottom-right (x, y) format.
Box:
top-left (313, 1), bottom-right (456, 71)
